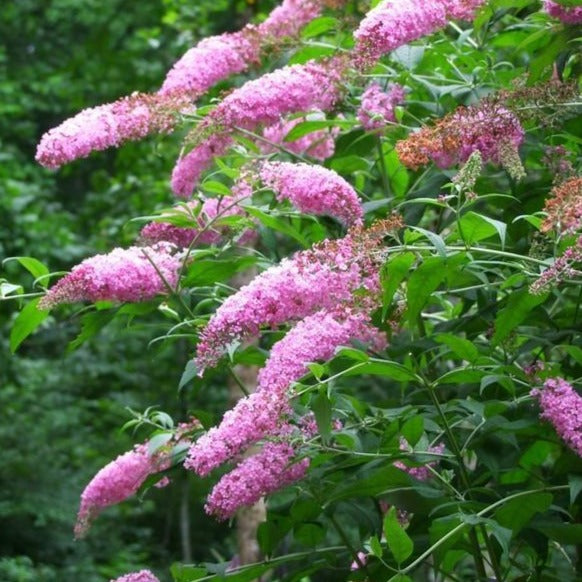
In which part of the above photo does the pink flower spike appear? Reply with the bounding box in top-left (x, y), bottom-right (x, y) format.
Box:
top-left (194, 234), bottom-right (372, 371)
top-left (205, 442), bottom-right (309, 520)
top-left (36, 93), bottom-right (188, 169)
top-left (186, 310), bottom-right (384, 475)
top-left (532, 377), bottom-right (582, 457)
top-left (75, 443), bottom-right (171, 538)
top-left (208, 58), bottom-right (344, 132)
top-left (110, 570), bottom-right (160, 582)
top-left (160, 33), bottom-right (259, 97)
top-left (39, 243), bottom-right (180, 310)
top-left (260, 161), bottom-right (363, 226)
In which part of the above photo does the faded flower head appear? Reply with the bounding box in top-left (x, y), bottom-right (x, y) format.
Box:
top-left (541, 177), bottom-right (582, 235)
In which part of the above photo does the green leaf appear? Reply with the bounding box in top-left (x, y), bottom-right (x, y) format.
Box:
top-left (343, 359), bottom-right (418, 382)
top-left (437, 369), bottom-right (486, 385)
top-left (407, 256), bottom-right (447, 325)
top-left (492, 289), bottom-right (549, 345)
top-left (301, 16), bottom-right (337, 38)
top-left (179, 360), bottom-right (199, 389)
top-left (368, 535), bottom-right (383, 558)
top-left (312, 391), bottom-right (332, 443)
top-left (245, 207), bottom-right (308, 247)
top-left (409, 226), bottom-right (448, 257)
top-left (10, 298), bottom-right (49, 353)
top-left (384, 507), bottom-right (413, 564)
top-left (569, 475), bottom-right (582, 505)
top-left (170, 564), bottom-right (208, 582)
top-left (284, 119), bottom-right (352, 142)
top-left (202, 180), bottom-right (232, 196)
top-left (329, 155), bottom-right (370, 174)
top-left (68, 310), bottom-right (115, 351)
top-left (534, 523), bottom-right (582, 544)
top-left (456, 211), bottom-right (504, 245)
top-left (435, 333), bottom-right (479, 363)
top-left (381, 252), bottom-right (415, 317)
top-left (487, 520), bottom-right (512, 558)
top-left (330, 465), bottom-right (412, 502)
top-left (495, 492), bottom-right (552, 536)
top-left (293, 522), bottom-right (325, 546)
top-left (401, 416), bottom-right (424, 447)
top-left (388, 575), bottom-right (412, 582)
top-left (384, 148), bottom-right (409, 198)
top-left (4, 256), bottom-right (49, 282)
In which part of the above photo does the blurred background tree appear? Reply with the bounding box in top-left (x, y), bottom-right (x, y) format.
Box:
top-left (0, 1), bottom-right (274, 579)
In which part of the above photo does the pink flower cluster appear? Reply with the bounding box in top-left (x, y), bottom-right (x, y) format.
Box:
top-left (39, 243), bottom-right (180, 309)
top-left (205, 442), bottom-right (309, 520)
top-left (394, 438), bottom-right (445, 481)
top-left (529, 237), bottom-right (582, 295)
top-left (259, 161), bottom-right (364, 226)
top-left (187, 310), bottom-right (385, 475)
top-left (140, 195), bottom-right (249, 248)
top-left (261, 112), bottom-right (338, 161)
top-left (110, 571), bottom-right (160, 582)
top-left (160, 33), bottom-right (259, 97)
top-left (36, 0), bottom-right (326, 169)
top-left (358, 83), bottom-right (405, 130)
top-left (532, 377), bottom-right (582, 457)
top-left (194, 234), bottom-right (371, 371)
top-left (354, 0), bottom-right (485, 65)
top-left (75, 443), bottom-right (169, 538)
top-left (543, 0), bottom-right (582, 24)
top-left (172, 60), bottom-right (346, 195)
top-left (36, 93), bottom-right (187, 169)
top-left (208, 59), bottom-right (344, 131)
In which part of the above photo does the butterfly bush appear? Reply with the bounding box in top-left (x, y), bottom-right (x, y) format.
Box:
top-left (358, 83), bottom-right (406, 130)
top-left (543, 0), bottom-right (582, 24)
top-left (194, 225), bottom-right (385, 371)
top-left (38, 243), bottom-right (181, 309)
top-left (532, 378), bottom-right (582, 457)
top-left (529, 236), bottom-right (582, 295)
top-left (75, 443), bottom-right (170, 538)
top-left (171, 58), bottom-right (345, 195)
top-left (36, 93), bottom-right (189, 169)
top-left (205, 441), bottom-right (309, 520)
top-left (187, 309), bottom-right (385, 476)
top-left (36, 0), bottom-right (325, 169)
top-left (260, 112), bottom-right (338, 160)
top-left (259, 161), bottom-right (364, 226)
top-left (396, 101), bottom-right (525, 178)
top-left (111, 571), bottom-right (160, 582)
top-left (353, 0), bottom-right (485, 66)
